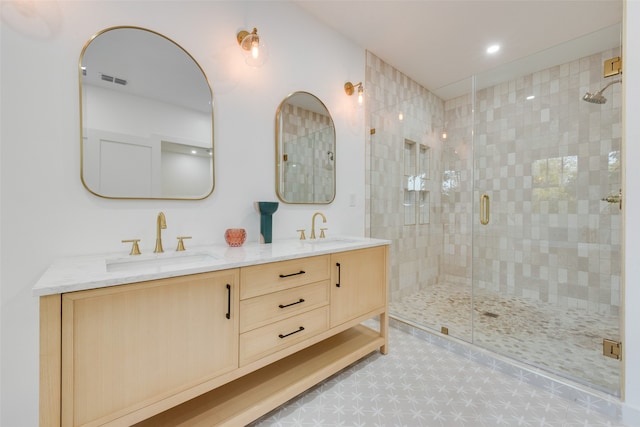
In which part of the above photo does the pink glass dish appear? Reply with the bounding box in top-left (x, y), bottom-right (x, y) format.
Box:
top-left (225, 228), bottom-right (246, 247)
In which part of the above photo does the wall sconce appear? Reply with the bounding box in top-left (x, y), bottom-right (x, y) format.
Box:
top-left (344, 81), bottom-right (364, 105)
top-left (237, 27), bottom-right (268, 67)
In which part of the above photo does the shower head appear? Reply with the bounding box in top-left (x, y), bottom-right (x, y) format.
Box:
top-left (582, 78), bottom-right (622, 104)
top-left (582, 91), bottom-right (607, 104)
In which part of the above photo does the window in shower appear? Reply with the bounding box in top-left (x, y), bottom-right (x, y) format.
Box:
top-left (442, 170), bottom-right (461, 196)
top-left (532, 155), bottom-right (578, 213)
top-left (609, 150), bottom-right (620, 181)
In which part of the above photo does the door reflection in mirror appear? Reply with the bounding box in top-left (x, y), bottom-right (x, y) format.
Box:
top-left (79, 26), bottom-right (214, 199)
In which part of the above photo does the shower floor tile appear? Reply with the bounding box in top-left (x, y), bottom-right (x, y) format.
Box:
top-left (389, 282), bottom-right (620, 393)
top-left (251, 323), bottom-right (629, 427)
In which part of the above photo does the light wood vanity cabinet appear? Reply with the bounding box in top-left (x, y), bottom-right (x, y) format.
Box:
top-left (60, 270), bottom-right (240, 427)
top-left (331, 246), bottom-right (387, 327)
top-left (40, 244), bottom-right (388, 427)
top-left (239, 255), bottom-right (331, 365)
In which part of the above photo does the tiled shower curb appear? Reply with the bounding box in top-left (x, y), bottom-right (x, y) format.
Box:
top-left (389, 316), bottom-right (625, 421)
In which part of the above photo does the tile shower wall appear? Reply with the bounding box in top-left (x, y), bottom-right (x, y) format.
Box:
top-left (365, 52), bottom-right (446, 301)
top-left (367, 47), bottom-right (622, 317)
top-left (457, 48), bottom-right (622, 315)
top-left (280, 103), bottom-right (334, 203)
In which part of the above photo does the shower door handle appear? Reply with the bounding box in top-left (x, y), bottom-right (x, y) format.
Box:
top-left (480, 194), bottom-right (490, 225)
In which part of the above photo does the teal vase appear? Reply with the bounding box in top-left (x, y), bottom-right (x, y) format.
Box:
top-left (257, 201), bottom-right (279, 243)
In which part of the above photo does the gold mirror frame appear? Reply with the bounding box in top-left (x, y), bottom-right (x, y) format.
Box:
top-left (275, 91), bottom-right (336, 204)
top-left (79, 26), bottom-right (214, 200)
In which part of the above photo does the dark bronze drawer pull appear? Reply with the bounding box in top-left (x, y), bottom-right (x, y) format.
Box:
top-left (278, 326), bottom-right (305, 339)
top-left (279, 270), bottom-right (306, 278)
top-left (225, 284), bottom-right (231, 319)
top-left (279, 298), bottom-right (305, 309)
top-left (336, 262), bottom-right (341, 287)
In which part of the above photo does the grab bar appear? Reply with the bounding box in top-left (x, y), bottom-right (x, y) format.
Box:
top-left (480, 194), bottom-right (490, 225)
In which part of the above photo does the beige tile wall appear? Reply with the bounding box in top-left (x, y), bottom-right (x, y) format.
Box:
top-left (366, 48), bottom-right (622, 314)
top-left (365, 53), bottom-right (446, 300)
top-left (280, 103), bottom-right (335, 203)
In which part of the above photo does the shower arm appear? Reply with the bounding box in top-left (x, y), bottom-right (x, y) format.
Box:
top-left (595, 78), bottom-right (622, 94)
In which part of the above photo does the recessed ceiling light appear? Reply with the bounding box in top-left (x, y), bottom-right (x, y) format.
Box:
top-left (486, 44), bottom-right (500, 54)
top-left (526, 95), bottom-right (535, 100)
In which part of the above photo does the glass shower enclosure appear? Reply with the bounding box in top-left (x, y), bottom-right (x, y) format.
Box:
top-left (368, 26), bottom-right (623, 395)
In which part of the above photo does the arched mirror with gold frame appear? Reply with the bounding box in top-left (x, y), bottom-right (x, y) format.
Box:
top-left (275, 91), bottom-right (336, 204)
top-left (79, 26), bottom-right (214, 199)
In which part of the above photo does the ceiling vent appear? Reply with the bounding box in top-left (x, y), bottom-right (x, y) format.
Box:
top-left (100, 73), bottom-right (127, 86)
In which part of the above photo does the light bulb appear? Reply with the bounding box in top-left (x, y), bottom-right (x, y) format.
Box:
top-left (251, 39), bottom-right (260, 59)
top-left (357, 86), bottom-right (364, 105)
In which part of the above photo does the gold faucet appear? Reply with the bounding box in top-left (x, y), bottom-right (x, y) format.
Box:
top-left (310, 212), bottom-right (327, 239)
top-left (154, 212), bottom-right (167, 253)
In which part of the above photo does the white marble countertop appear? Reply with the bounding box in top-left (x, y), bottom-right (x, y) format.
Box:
top-left (33, 236), bottom-right (390, 296)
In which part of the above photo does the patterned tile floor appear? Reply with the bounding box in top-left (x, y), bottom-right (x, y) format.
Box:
top-left (251, 322), bottom-right (630, 426)
top-left (389, 282), bottom-right (621, 394)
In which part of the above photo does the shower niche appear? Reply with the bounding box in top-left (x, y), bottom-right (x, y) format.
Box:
top-left (403, 139), bottom-right (430, 226)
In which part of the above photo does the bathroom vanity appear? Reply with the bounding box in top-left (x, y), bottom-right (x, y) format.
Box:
top-left (35, 237), bottom-right (389, 426)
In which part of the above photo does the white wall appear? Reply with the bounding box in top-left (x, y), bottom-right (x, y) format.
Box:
top-left (0, 1), bottom-right (365, 425)
top-left (623, 0), bottom-right (640, 423)
top-left (2, 1), bottom-right (639, 426)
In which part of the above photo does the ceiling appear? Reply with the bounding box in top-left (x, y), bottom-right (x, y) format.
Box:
top-left (293, 0), bottom-right (623, 99)
top-left (81, 27), bottom-right (212, 113)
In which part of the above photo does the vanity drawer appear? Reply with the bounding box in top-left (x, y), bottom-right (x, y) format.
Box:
top-left (239, 306), bottom-right (329, 366)
top-left (240, 281), bottom-right (330, 333)
top-left (240, 255), bottom-right (330, 300)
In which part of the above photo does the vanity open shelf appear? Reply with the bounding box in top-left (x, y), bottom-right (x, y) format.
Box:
top-left (36, 238), bottom-right (389, 426)
top-left (135, 325), bottom-right (383, 426)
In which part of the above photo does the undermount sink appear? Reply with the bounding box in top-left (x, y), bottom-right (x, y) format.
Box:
top-left (106, 251), bottom-right (218, 273)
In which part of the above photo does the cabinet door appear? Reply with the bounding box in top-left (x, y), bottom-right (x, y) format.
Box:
top-left (330, 246), bottom-right (387, 327)
top-left (61, 270), bottom-right (239, 426)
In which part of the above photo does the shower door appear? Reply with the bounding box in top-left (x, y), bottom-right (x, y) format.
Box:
top-left (369, 92), bottom-right (473, 343)
top-left (368, 35), bottom-right (622, 395)
top-left (470, 46), bottom-right (623, 394)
